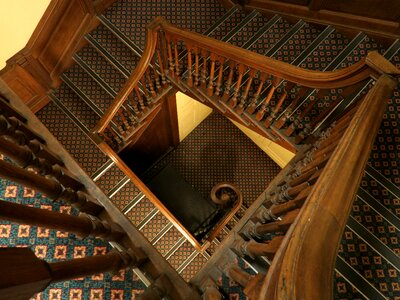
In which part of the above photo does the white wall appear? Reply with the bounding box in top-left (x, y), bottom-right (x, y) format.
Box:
top-left (0, 0), bottom-right (51, 69)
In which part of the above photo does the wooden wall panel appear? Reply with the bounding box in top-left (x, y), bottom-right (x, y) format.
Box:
top-left (0, 0), bottom-right (118, 112)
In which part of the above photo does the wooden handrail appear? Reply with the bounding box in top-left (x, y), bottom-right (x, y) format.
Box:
top-left (259, 74), bottom-right (398, 299)
top-left (92, 17), bottom-right (163, 134)
top-left (92, 18), bottom-right (400, 139)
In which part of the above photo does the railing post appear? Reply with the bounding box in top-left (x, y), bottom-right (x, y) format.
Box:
top-left (0, 158), bottom-right (103, 214)
top-left (0, 200), bottom-right (124, 241)
top-left (0, 247), bottom-right (144, 300)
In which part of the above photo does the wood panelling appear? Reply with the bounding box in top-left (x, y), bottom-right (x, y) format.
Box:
top-left (0, 0), bottom-right (118, 112)
top-left (244, 0), bottom-right (400, 44)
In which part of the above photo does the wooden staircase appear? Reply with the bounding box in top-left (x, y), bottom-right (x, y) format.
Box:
top-left (0, 0), bottom-right (400, 298)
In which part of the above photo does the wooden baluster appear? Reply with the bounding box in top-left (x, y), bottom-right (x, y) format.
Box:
top-left (200, 49), bottom-right (208, 90)
top-left (246, 209), bottom-right (300, 238)
top-left (140, 275), bottom-right (173, 300)
top-left (0, 247), bottom-right (146, 299)
top-left (0, 158), bottom-right (103, 214)
top-left (156, 49), bottom-right (167, 87)
top-left (264, 82), bottom-right (296, 128)
top-left (0, 115), bottom-right (63, 166)
top-left (145, 69), bottom-right (157, 100)
top-left (246, 72), bottom-right (268, 114)
top-left (0, 136), bottom-right (82, 190)
top-left (285, 89), bottom-right (328, 136)
top-left (236, 69), bottom-right (256, 114)
top-left (222, 61), bottom-right (236, 101)
top-left (117, 108), bottom-right (130, 133)
top-left (137, 84), bottom-right (149, 113)
top-left (132, 87), bottom-right (144, 115)
top-left (101, 129), bottom-right (118, 149)
top-left (165, 34), bottom-right (175, 78)
top-left (201, 278), bottom-right (222, 300)
top-left (233, 236), bottom-right (284, 260)
top-left (255, 77), bottom-right (281, 121)
top-left (0, 199), bottom-right (124, 240)
top-left (173, 38), bottom-right (181, 78)
top-left (229, 64), bottom-right (245, 108)
top-left (214, 56), bottom-right (225, 97)
top-left (1, 115), bottom-right (45, 144)
top-left (193, 46), bottom-right (200, 86)
top-left (207, 53), bottom-right (217, 96)
top-left (295, 95), bottom-right (344, 144)
top-left (275, 86), bottom-right (310, 129)
top-left (186, 44), bottom-right (193, 87)
top-left (224, 264), bottom-right (252, 287)
top-left (0, 99), bottom-right (27, 123)
top-left (150, 57), bottom-right (162, 92)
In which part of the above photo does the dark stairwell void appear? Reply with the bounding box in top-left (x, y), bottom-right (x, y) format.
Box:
top-left (119, 98), bottom-right (282, 246)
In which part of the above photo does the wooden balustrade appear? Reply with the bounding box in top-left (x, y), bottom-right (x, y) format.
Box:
top-left (0, 199), bottom-right (124, 240)
top-left (139, 275), bottom-right (173, 300)
top-left (0, 247), bottom-right (144, 300)
top-left (92, 17), bottom-right (399, 151)
top-left (0, 158), bottom-right (102, 214)
top-left (258, 74), bottom-right (398, 299)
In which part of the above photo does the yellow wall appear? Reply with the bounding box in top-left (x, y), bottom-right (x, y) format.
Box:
top-left (176, 92), bottom-right (213, 141)
top-left (176, 93), bottom-right (295, 168)
top-left (0, 0), bottom-right (51, 69)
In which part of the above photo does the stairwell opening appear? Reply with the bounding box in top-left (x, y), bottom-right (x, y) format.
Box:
top-left (118, 93), bottom-right (283, 248)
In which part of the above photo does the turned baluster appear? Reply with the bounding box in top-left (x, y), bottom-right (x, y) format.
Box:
top-left (156, 49), bottom-right (167, 87)
top-left (207, 53), bottom-right (217, 96)
top-left (222, 61), bottom-right (236, 101)
top-left (247, 209), bottom-right (300, 238)
top-left (0, 115), bottom-right (63, 166)
top-left (165, 35), bottom-right (175, 77)
top-left (295, 95), bottom-right (343, 144)
top-left (139, 274), bottom-right (172, 300)
top-left (214, 56), bottom-right (225, 97)
top-left (186, 44), bottom-right (193, 87)
top-left (0, 136), bottom-right (82, 190)
top-left (116, 108), bottom-right (131, 133)
top-left (229, 64), bottom-right (246, 108)
top-left (101, 130), bottom-right (118, 148)
top-left (255, 187), bottom-right (311, 223)
top-left (264, 82), bottom-right (296, 128)
top-left (0, 247), bottom-right (145, 299)
top-left (275, 86), bottom-right (310, 129)
top-left (0, 200), bottom-right (124, 240)
top-left (193, 47), bottom-right (200, 86)
top-left (136, 84), bottom-right (149, 113)
top-left (224, 264), bottom-right (252, 287)
top-left (255, 77), bottom-right (281, 121)
top-left (150, 58), bottom-right (162, 92)
top-left (0, 99), bottom-right (27, 123)
top-left (246, 72), bottom-right (268, 114)
top-left (145, 69), bottom-right (157, 100)
top-left (200, 49), bottom-right (208, 90)
top-left (173, 38), bottom-right (181, 78)
top-left (236, 69), bottom-right (256, 114)
top-left (233, 236), bottom-right (284, 260)
top-left (201, 278), bottom-right (222, 300)
top-left (0, 115), bottom-right (45, 145)
top-left (0, 159), bottom-right (102, 214)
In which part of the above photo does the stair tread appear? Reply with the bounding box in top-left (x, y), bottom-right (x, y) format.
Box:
top-left (94, 164), bottom-right (127, 194)
top-left (140, 212), bottom-right (170, 241)
top-left (52, 83), bottom-right (100, 130)
top-left (337, 227), bottom-right (399, 299)
top-left (154, 226), bottom-right (185, 256)
top-left (167, 240), bottom-right (196, 269)
top-left (209, 9), bottom-right (247, 41)
top-left (125, 196), bottom-right (155, 226)
top-left (180, 252), bottom-right (208, 281)
top-left (63, 63), bottom-right (114, 113)
top-left (35, 102), bottom-right (107, 176)
top-left (103, 0), bottom-right (229, 49)
top-left (89, 24), bottom-right (141, 74)
top-left (334, 271), bottom-right (368, 300)
top-left (76, 44), bottom-right (127, 94)
top-left (272, 23), bottom-right (322, 63)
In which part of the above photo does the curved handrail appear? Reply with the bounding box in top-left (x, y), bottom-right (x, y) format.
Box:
top-left (91, 17), bottom-right (400, 136)
top-left (92, 17), bottom-right (163, 134)
top-left (159, 20), bottom-right (375, 89)
top-left (258, 74), bottom-right (398, 299)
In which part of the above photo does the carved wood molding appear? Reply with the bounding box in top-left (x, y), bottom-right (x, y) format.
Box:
top-left (0, 0), bottom-right (118, 112)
